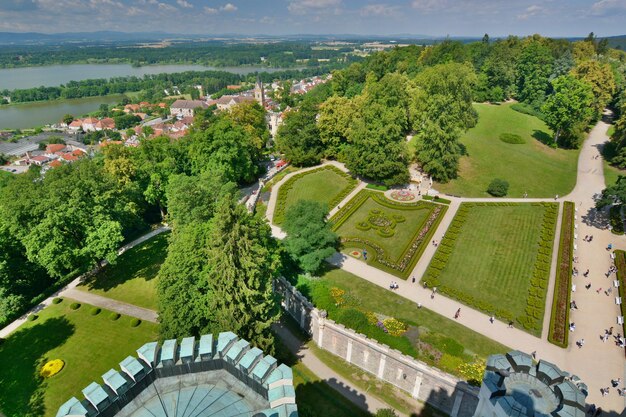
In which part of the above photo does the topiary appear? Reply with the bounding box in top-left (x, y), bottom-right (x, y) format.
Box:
top-left (110, 312), bottom-right (121, 321)
top-left (52, 297), bottom-right (63, 304)
top-left (69, 303), bottom-right (81, 310)
top-left (487, 178), bottom-right (509, 197)
top-left (90, 307), bottom-right (101, 316)
top-left (130, 318), bottom-right (141, 327)
top-left (499, 133), bottom-right (525, 144)
top-left (27, 314), bottom-right (38, 321)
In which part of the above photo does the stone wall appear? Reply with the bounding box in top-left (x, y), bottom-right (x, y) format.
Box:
top-left (275, 277), bottom-right (479, 417)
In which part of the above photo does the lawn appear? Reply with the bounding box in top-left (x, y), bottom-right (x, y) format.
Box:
top-left (331, 190), bottom-right (446, 278)
top-left (430, 103), bottom-right (579, 197)
top-left (296, 267), bottom-right (509, 378)
top-left (604, 160), bottom-right (625, 186)
top-left (0, 299), bottom-right (158, 417)
top-left (273, 165), bottom-right (358, 224)
top-left (423, 203), bottom-right (558, 335)
top-left (77, 232), bottom-right (169, 310)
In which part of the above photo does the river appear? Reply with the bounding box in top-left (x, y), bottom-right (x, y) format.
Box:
top-left (0, 64), bottom-right (290, 90)
top-left (0, 63), bottom-right (297, 130)
top-left (0, 95), bottom-right (124, 130)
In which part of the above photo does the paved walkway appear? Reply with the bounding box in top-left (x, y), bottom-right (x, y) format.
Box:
top-left (0, 226), bottom-right (169, 338)
top-left (63, 290), bottom-right (158, 323)
top-left (266, 115), bottom-right (626, 413)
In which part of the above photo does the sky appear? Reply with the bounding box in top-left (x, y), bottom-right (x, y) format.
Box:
top-left (0, 0), bottom-right (625, 37)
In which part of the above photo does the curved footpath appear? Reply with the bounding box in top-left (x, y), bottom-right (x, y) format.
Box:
top-left (268, 116), bottom-right (626, 414)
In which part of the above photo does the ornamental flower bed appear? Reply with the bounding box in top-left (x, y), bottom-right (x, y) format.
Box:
top-left (40, 359), bottom-right (65, 378)
top-left (548, 201), bottom-right (574, 347)
top-left (390, 190), bottom-right (416, 202)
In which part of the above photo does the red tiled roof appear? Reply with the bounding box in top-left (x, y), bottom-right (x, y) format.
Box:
top-left (46, 143), bottom-right (65, 153)
top-left (49, 160), bottom-right (63, 168)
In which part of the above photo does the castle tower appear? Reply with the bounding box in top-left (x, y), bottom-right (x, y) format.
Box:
top-left (254, 76), bottom-right (265, 107)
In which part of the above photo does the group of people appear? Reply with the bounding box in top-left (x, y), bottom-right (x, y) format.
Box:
top-left (388, 281), bottom-right (399, 290)
top-left (584, 234), bottom-right (594, 242)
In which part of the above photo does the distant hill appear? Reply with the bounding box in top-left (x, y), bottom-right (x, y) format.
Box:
top-left (605, 35), bottom-right (626, 50)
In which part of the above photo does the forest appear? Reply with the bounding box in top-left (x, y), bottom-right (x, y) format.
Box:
top-left (0, 41), bottom-right (352, 69)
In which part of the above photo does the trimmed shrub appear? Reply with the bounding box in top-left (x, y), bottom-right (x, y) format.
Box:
top-left (487, 178), bottom-right (509, 197)
top-left (499, 133), bottom-right (525, 144)
top-left (130, 318), bottom-right (141, 327)
top-left (52, 297), bottom-right (63, 304)
top-left (27, 314), bottom-right (38, 321)
top-left (511, 102), bottom-right (545, 120)
top-left (366, 184), bottom-right (388, 191)
top-left (69, 302), bottom-right (81, 310)
top-left (90, 307), bottom-right (102, 316)
top-left (110, 312), bottom-right (121, 321)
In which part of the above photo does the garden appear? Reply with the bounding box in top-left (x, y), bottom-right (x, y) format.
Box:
top-left (294, 267), bottom-right (508, 382)
top-left (0, 299), bottom-right (158, 417)
top-left (423, 202), bottom-right (559, 335)
top-left (548, 202), bottom-right (575, 347)
top-left (330, 190), bottom-right (447, 278)
top-left (77, 231), bottom-right (169, 310)
top-left (431, 103), bottom-right (579, 197)
top-left (273, 165), bottom-right (358, 225)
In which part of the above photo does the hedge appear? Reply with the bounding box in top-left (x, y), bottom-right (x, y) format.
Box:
top-left (330, 190), bottom-right (447, 278)
top-left (548, 201), bottom-right (575, 347)
top-left (614, 250), bottom-right (626, 357)
top-left (422, 195), bottom-right (452, 204)
top-left (273, 165), bottom-right (358, 224)
top-left (424, 202), bottom-right (558, 333)
top-left (366, 184), bottom-right (388, 191)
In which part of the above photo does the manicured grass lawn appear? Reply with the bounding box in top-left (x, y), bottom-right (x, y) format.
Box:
top-left (298, 268), bottom-right (508, 377)
top-left (274, 165), bottom-right (357, 224)
top-left (78, 232), bottom-right (169, 310)
top-left (0, 299), bottom-right (158, 417)
top-left (604, 160), bottom-right (625, 186)
top-left (432, 103), bottom-right (579, 197)
top-left (331, 190), bottom-right (446, 278)
top-left (424, 203), bottom-right (557, 335)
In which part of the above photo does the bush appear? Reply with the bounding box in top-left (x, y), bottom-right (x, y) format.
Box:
top-left (110, 312), bottom-right (121, 321)
top-left (366, 184), bottom-right (388, 191)
top-left (511, 102), bottom-right (545, 120)
top-left (52, 297), bottom-right (63, 304)
top-left (130, 318), bottom-right (141, 327)
top-left (487, 178), bottom-right (509, 197)
top-left (90, 307), bottom-right (102, 316)
top-left (499, 133), bottom-right (525, 144)
top-left (375, 409), bottom-right (399, 417)
top-left (27, 314), bottom-right (38, 321)
top-left (69, 302), bottom-right (81, 310)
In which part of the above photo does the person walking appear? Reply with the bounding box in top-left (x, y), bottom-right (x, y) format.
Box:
top-left (454, 308), bottom-right (461, 319)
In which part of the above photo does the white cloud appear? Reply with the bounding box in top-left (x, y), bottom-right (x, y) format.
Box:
top-left (176, 0), bottom-right (193, 8)
top-left (288, 0), bottom-right (341, 14)
top-left (590, 0), bottom-right (626, 16)
top-left (411, 0), bottom-right (445, 12)
top-left (158, 1), bottom-right (177, 12)
top-left (220, 2), bottom-right (237, 12)
top-left (259, 16), bottom-right (275, 24)
top-left (360, 3), bottom-right (400, 17)
top-left (517, 4), bottom-right (544, 20)
top-left (204, 6), bottom-right (218, 14)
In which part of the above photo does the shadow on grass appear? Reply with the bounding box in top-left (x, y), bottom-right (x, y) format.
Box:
top-left (532, 130), bottom-right (555, 147)
top-left (80, 232), bottom-right (168, 293)
top-left (0, 317), bottom-right (75, 417)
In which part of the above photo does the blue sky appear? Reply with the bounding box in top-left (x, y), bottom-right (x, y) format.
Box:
top-left (0, 0), bottom-right (625, 37)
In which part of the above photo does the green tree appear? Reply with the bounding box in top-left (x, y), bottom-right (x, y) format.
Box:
top-left (113, 114), bottom-right (141, 130)
top-left (597, 175), bottom-right (626, 211)
top-left (275, 101), bottom-right (323, 166)
top-left (516, 38), bottom-right (554, 108)
top-left (318, 95), bottom-right (357, 159)
top-left (227, 101), bottom-right (270, 151)
top-left (282, 200), bottom-right (338, 273)
top-left (487, 178), bottom-right (509, 197)
top-left (541, 75), bottom-right (594, 148)
top-left (411, 63), bottom-right (477, 182)
top-left (204, 195), bottom-right (280, 353)
top-left (62, 114), bottom-right (74, 125)
top-left (571, 60), bottom-right (617, 120)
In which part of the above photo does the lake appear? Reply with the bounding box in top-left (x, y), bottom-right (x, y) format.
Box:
top-left (0, 95), bottom-right (124, 130)
top-left (0, 64), bottom-right (290, 90)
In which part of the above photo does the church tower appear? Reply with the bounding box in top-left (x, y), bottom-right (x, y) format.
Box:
top-left (254, 76), bottom-right (265, 107)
